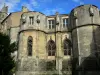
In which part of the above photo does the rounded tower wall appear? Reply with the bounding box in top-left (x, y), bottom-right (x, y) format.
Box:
top-left (69, 5), bottom-right (100, 30)
top-left (18, 30), bottom-right (47, 59)
top-left (69, 5), bottom-right (100, 66)
top-left (17, 30), bottom-right (47, 73)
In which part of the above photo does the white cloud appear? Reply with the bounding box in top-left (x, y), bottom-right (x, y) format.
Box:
top-left (80, 1), bottom-right (84, 5)
top-left (22, 0), bottom-right (53, 11)
top-left (21, 2), bottom-right (34, 11)
top-left (6, 0), bottom-right (21, 12)
top-left (44, 8), bottom-right (65, 15)
top-left (43, 9), bottom-right (53, 15)
top-left (7, 0), bottom-right (20, 3)
top-left (73, 0), bottom-right (80, 2)
top-left (72, 0), bottom-right (84, 5)
top-left (40, 0), bottom-right (52, 3)
top-left (0, 0), bottom-right (21, 12)
top-left (0, 0), bottom-right (5, 10)
top-left (31, 0), bottom-right (38, 7)
top-left (30, 0), bottom-right (40, 8)
top-left (0, 0), bottom-right (54, 13)
top-left (29, 0), bottom-right (53, 8)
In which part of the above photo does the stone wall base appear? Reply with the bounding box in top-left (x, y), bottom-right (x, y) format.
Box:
top-left (16, 71), bottom-right (72, 75)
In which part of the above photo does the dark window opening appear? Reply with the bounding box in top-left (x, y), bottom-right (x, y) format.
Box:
top-left (29, 16), bottom-right (34, 25)
top-left (27, 36), bottom-right (33, 56)
top-left (63, 37), bottom-right (71, 55)
top-left (48, 20), bottom-right (55, 29)
top-left (47, 39), bottom-right (56, 56)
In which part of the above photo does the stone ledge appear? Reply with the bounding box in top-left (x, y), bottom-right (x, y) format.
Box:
top-left (16, 71), bottom-right (72, 75)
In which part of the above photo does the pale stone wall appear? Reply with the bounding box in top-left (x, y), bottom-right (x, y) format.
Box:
top-left (10, 27), bottom-right (20, 43)
top-left (69, 4), bottom-right (100, 62)
top-left (69, 4), bottom-right (100, 75)
top-left (16, 10), bottom-right (72, 74)
top-left (16, 31), bottom-right (71, 75)
top-left (0, 5), bottom-right (72, 75)
top-left (1, 4), bottom-right (100, 75)
top-left (20, 12), bottom-right (46, 31)
top-left (18, 30), bottom-right (46, 58)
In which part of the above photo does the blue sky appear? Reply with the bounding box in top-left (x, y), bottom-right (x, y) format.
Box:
top-left (0, 0), bottom-right (100, 15)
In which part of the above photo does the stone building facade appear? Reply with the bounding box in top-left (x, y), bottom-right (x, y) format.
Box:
top-left (0, 4), bottom-right (100, 75)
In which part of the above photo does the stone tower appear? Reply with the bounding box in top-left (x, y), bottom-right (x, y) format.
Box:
top-left (16, 11), bottom-right (48, 75)
top-left (0, 4), bottom-right (8, 22)
top-left (69, 5), bottom-right (100, 75)
top-left (0, 4), bottom-right (8, 31)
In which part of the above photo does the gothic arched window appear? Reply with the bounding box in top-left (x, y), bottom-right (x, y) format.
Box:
top-left (63, 37), bottom-right (71, 55)
top-left (27, 36), bottom-right (33, 56)
top-left (47, 39), bottom-right (56, 56)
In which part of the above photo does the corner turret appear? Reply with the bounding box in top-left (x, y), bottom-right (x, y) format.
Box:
top-left (69, 4), bottom-right (100, 75)
top-left (1, 3), bottom-right (8, 14)
top-left (0, 4), bottom-right (8, 22)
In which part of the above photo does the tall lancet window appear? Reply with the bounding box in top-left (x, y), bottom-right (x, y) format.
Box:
top-left (63, 36), bottom-right (71, 55)
top-left (27, 36), bottom-right (33, 56)
top-left (47, 37), bottom-right (56, 56)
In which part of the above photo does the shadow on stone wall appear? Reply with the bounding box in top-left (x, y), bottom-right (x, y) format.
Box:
top-left (76, 26), bottom-right (100, 75)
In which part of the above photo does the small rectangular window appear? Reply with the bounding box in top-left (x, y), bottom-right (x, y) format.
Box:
top-left (29, 16), bottom-right (34, 25)
top-left (52, 20), bottom-right (55, 29)
top-left (63, 18), bottom-right (68, 28)
top-left (49, 24), bottom-right (51, 29)
top-left (48, 20), bottom-right (55, 29)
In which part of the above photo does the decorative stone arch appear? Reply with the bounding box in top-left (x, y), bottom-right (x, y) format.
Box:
top-left (47, 37), bottom-right (56, 56)
top-left (27, 36), bottom-right (33, 56)
top-left (63, 36), bottom-right (72, 55)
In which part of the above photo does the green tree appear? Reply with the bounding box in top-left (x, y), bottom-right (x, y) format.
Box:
top-left (0, 33), bottom-right (17, 75)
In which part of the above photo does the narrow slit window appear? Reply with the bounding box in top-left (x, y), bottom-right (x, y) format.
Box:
top-left (27, 36), bottom-right (33, 56)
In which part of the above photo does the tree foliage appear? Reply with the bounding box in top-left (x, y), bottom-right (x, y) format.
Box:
top-left (0, 33), bottom-right (17, 75)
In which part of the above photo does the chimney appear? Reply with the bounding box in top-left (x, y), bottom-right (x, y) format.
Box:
top-left (22, 6), bottom-right (29, 12)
